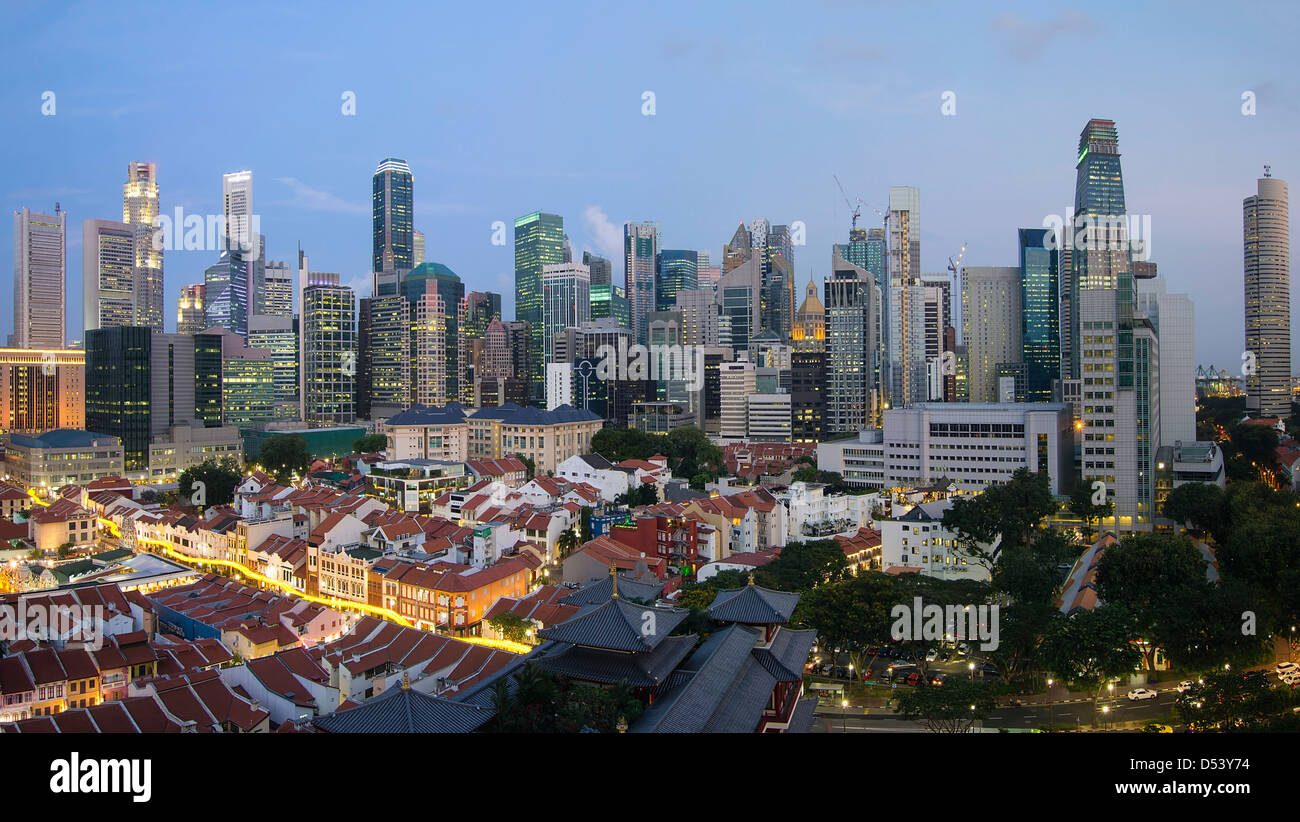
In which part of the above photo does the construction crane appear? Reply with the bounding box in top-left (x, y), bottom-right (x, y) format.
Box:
top-left (947, 242), bottom-right (967, 279)
top-left (833, 175), bottom-right (864, 229)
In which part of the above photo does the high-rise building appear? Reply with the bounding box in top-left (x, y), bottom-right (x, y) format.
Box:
top-left (1019, 228), bottom-right (1061, 402)
top-left (357, 296), bottom-right (410, 420)
top-left (825, 251), bottom-right (879, 433)
top-left (123, 162), bottom-right (163, 331)
top-left (625, 222), bottom-right (661, 344)
top-left (722, 223), bottom-right (752, 274)
top-left (1138, 278), bottom-right (1195, 445)
top-left (887, 187), bottom-right (921, 407)
top-left (14, 206), bottom-right (67, 349)
top-left (82, 219), bottom-right (138, 333)
top-left (373, 158), bottom-right (415, 277)
top-left (247, 314), bottom-right (300, 421)
top-left (590, 283), bottom-right (630, 329)
top-left (961, 266), bottom-right (1022, 404)
top-left (655, 249), bottom-right (697, 312)
top-left (719, 359), bottom-right (756, 439)
top-left (194, 327), bottom-right (275, 427)
top-left (85, 326), bottom-right (152, 471)
top-left (0, 348), bottom-right (84, 434)
top-left (1243, 171), bottom-right (1291, 418)
top-left (719, 256), bottom-right (762, 355)
top-left (541, 263), bottom-right (591, 371)
top-left (514, 212), bottom-right (565, 402)
top-left (793, 275), bottom-right (825, 353)
top-left (413, 229), bottom-right (425, 267)
top-left (582, 251), bottom-right (612, 288)
top-left (1071, 118), bottom-right (1156, 527)
top-left (148, 333), bottom-right (197, 435)
top-left (406, 263), bottom-right (464, 405)
top-left (256, 260), bottom-right (293, 318)
top-left (222, 171), bottom-right (254, 254)
top-left (676, 288), bottom-right (721, 348)
top-left (301, 275), bottom-right (356, 425)
top-left (177, 285), bottom-right (206, 335)
top-left (460, 291), bottom-right (502, 405)
top-left (204, 251), bottom-right (249, 338)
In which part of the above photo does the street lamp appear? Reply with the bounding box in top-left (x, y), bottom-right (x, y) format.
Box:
top-left (841, 699), bottom-right (849, 733)
top-left (1046, 678), bottom-right (1055, 728)
top-left (1102, 704), bottom-right (1110, 730)
top-left (968, 661), bottom-right (975, 681)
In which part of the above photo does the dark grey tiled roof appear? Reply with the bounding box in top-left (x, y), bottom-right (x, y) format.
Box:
top-left (708, 584), bottom-right (801, 625)
top-left (630, 624), bottom-right (762, 733)
top-left (559, 573), bottom-right (663, 606)
top-left (579, 453), bottom-right (614, 470)
top-left (537, 597), bottom-right (688, 652)
top-left (469, 403), bottom-right (601, 425)
top-left (533, 634), bottom-right (697, 687)
top-left (664, 482), bottom-right (709, 503)
top-left (312, 685), bottom-right (494, 733)
top-left (787, 697), bottom-right (820, 733)
top-left (385, 403), bottom-right (468, 427)
top-left (700, 655), bottom-right (777, 733)
top-left (767, 627), bottom-right (818, 676)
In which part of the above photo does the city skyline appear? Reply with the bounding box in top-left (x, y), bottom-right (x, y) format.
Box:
top-left (0, 1), bottom-right (1295, 372)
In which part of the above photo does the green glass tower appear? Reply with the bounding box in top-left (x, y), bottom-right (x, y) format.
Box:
top-left (514, 212), bottom-right (565, 403)
top-left (655, 249), bottom-right (698, 312)
top-left (373, 158), bottom-right (414, 277)
top-left (85, 326), bottom-right (152, 471)
top-left (1019, 227), bottom-right (1060, 402)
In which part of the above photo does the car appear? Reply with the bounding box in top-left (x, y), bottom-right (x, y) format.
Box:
top-left (1127, 688), bottom-right (1159, 701)
top-left (1276, 662), bottom-right (1300, 676)
top-left (925, 649), bottom-right (938, 663)
top-left (904, 672), bottom-right (922, 686)
top-left (1282, 670), bottom-right (1300, 685)
top-left (930, 673), bottom-right (947, 686)
top-left (1142, 723), bottom-right (1174, 733)
top-left (1176, 680), bottom-right (1198, 693)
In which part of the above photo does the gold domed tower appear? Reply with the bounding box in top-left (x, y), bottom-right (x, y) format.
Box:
top-left (792, 274), bottom-right (825, 352)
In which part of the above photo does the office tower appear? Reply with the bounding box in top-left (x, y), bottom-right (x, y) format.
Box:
top-left (1019, 228), bottom-right (1061, 402)
top-left (793, 275), bottom-right (825, 353)
top-left (1138, 278), bottom-right (1195, 444)
top-left (590, 283), bottom-right (630, 329)
top-left (357, 296), bottom-right (410, 420)
top-left (85, 326), bottom-right (151, 471)
top-left (14, 206), bottom-right (67, 349)
top-left (1131, 260), bottom-right (1158, 280)
top-left (792, 349), bottom-right (826, 443)
top-left (625, 221), bottom-right (660, 344)
top-left (194, 327), bottom-right (275, 427)
top-left (1244, 171), bottom-right (1291, 417)
top-left (676, 288), bottom-right (721, 348)
top-left (887, 187), bottom-right (921, 407)
top-left (82, 219), bottom-right (138, 333)
top-left (719, 256), bottom-right (762, 355)
top-left (722, 223), bottom-right (752, 273)
top-left (301, 275), bottom-right (356, 425)
top-left (406, 262), bottom-right (463, 405)
top-left (514, 212), bottom-right (565, 402)
top-left (1059, 245), bottom-right (1073, 384)
top-left (656, 249), bottom-right (698, 312)
top-left (148, 333), bottom-right (197, 435)
top-left (719, 360), bottom-right (756, 439)
top-left (177, 285), bottom-right (206, 335)
top-left (961, 266), bottom-right (1022, 403)
top-left (256, 260), bottom-right (293, 318)
top-left (461, 291), bottom-right (501, 404)
top-left (696, 251), bottom-right (720, 289)
top-left (762, 254), bottom-right (795, 341)
top-left (248, 314), bottom-right (300, 421)
top-left (222, 171), bottom-right (254, 253)
top-left (123, 162), bottom-right (163, 331)
top-left (373, 158), bottom-right (415, 276)
top-left (413, 229), bottom-right (425, 267)
top-left (919, 283), bottom-right (946, 401)
top-left (647, 310), bottom-right (689, 404)
top-left (0, 348), bottom-right (84, 433)
top-left (825, 251), bottom-right (879, 433)
top-left (204, 251), bottom-right (249, 337)
top-left (582, 251), bottom-right (613, 288)
top-left (1072, 118), bottom-right (1154, 526)
top-left (541, 263), bottom-right (591, 371)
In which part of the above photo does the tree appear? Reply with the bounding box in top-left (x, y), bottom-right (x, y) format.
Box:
top-left (1067, 480), bottom-right (1113, 542)
top-left (1175, 669), bottom-right (1300, 731)
top-left (487, 612), bottom-right (532, 644)
top-left (513, 453), bottom-right (536, 480)
top-left (754, 540), bottom-right (848, 592)
top-left (557, 527), bottom-right (582, 560)
top-left (258, 435), bottom-right (312, 484)
top-left (676, 569), bottom-right (751, 611)
top-left (792, 465), bottom-right (819, 484)
top-left (579, 507), bottom-right (593, 543)
top-left (1161, 482), bottom-right (1225, 533)
top-left (56, 541), bottom-right (73, 559)
top-left (353, 434), bottom-right (387, 454)
top-left (179, 458), bottom-right (242, 507)
top-left (943, 469), bottom-right (1059, 567)
top-left (893, 677), bottom-right (999, 733)
top-left (795, 572), bottom-right (899, 678)
top-left (1095, 533), bottom-right (1212, 671)
top-left (1039, 605), bottom-right (1142, 727)
top-left (486, 663), bottom-right (643, 733)
top-left (1229, 422), bottom-right (1280, 471)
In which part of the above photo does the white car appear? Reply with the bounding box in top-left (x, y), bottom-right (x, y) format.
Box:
top-left (1176, 680), bottom-right (1196, 693)
top-left (1282, 670), bottom-right (1300, 685)
top-left (1127, 688), bottom-right (1159, 701)
top-left (1276, 662), bottom-right (1299, 676)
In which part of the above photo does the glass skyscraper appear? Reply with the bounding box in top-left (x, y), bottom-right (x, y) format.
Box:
top-left (85, 326), bottom-right (152, 471)
top-left (372, 158), bottom-right (414, 277)
top-left (1019, 227), bottom-right (1060, 402)
top-left (655, 249), bottom-right (697, 312)
top-left (514, 212), bottom-right (565, 403)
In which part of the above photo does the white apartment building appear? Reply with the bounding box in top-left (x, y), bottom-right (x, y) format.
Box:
top-left (880, 499), bottom-right (994, 582)
top-left (747, 393), bottom-right (792, 442)
top-left (719, 359), bottom-right (755, 440)
top-left (777, 482), bottom-right (882, 540)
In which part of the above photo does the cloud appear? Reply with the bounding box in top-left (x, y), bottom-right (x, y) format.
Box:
top-left (271, 177), bottom-right (366, 215)
top-left (582, 205), bottom-right (623, 261)
top-left (991, 10), bottom-right (1094, 62)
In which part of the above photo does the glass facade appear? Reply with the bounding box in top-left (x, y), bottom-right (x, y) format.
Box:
top-left (372, 158), bottom-right (414, 274)
top-left (86, 326), bottom-right (151, 471)
top-left (655, 249), bottom-right (698, 312)
top-left (1019, 227), bottom-right (1060, 402)
top-left (514, 212), bottom-right (565, 403)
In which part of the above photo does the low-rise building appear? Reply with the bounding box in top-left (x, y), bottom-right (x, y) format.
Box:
top-left (5, 430), bottom-right (125, 490)
top-left (879, 499), bottom-right (995, 581)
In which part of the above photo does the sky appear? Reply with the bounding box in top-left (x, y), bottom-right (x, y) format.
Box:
top-left (1, 0), bottom-right (1297, 371)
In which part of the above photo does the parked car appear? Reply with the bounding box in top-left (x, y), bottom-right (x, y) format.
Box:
top-left (1276, 662), bottom-right (1299, 676)
top-left (930, 673), bottom-right (947, 686)
top-left (925, 649), bottom-right (938, 663)
top-left (1127, 688), bottom-right (1159, 701)
top-left (1176, 680), bottom-right (1198, 693)
top-left (904, 672), bottom-right (922, 686)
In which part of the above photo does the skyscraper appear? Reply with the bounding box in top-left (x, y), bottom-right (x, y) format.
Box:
top-left (301, 273), bottom-right (356, 425)
top-left (655, 249), bottom-right (697, 312)
top-left (82, 219), bottom-right (138, 333)
top-left (825, 251), bottom-right (878, 433)
top-left (582, 251), bottom-right (612, 288)
top-left (514, 212), bottom-right (565, 402)
top-left (177, 285), bottom-right (206, 335)
top-left (1243, 170), bottom-right (1291, 418)
top-left (255, 260), bottom-right (293, 318)
top-left (14, 206), bottom-right (67, 349)
top-left (1019, 228), bottom-right (1060, 402)
top-left (541, 263), bottom-right (591, 370)
top-left (625, 221), bottom-right (660, 344)
top-left (1138, 278), bottom-right (1195, 445)
top-left (887, 187), bottom-right (921, 406)
top-left (124, 162), bottom-right (163, 330)
top-left (373, 158), bottom-right (415, 278)
top-left (222, 171), bottom-right (254, 254)
top-left (406, 262), bottom-right (464, 405)
top-left (85, 326), bottom-right (152, 471)
top-left (204, 251), bottom-right (249, 338)
top-left (357, 296), bottom-right (409, 419)
top-left (248, 314), bottom-right (300, 421)
top-left (961, 266), bottom-right (1022, 403)
top-left (718, 256), bottom-right (762, 355)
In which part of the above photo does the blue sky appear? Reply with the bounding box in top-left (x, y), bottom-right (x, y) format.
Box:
top-left (2, 0), bottom-right (1297, 370)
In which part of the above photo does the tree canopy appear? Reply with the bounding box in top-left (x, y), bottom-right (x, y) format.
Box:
top-left (258, 435), bottom-right (312, 484)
